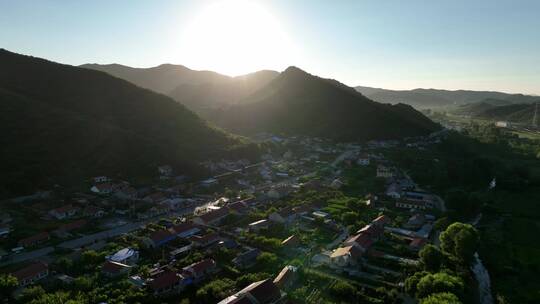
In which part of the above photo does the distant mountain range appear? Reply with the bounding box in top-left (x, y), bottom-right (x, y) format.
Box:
top-left (81, 63), bottom-right (279, 115)
top-left (0, 49), bottom-right (242, 196)
top-left (83, 64), bottom-right (440, 141)
top-left (452, 99), bottom-right (539, 124)
top-left (355, 86), bottom-right (540, 109)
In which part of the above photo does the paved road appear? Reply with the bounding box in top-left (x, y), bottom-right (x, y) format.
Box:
top-left (0, 207), bottom-right (196, 266)
top-left (0, 247), bottom-right (54, 266)
top-left (59, 207), bottom-right (196, 249)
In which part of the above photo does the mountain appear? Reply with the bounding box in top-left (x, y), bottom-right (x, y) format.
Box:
top-left (479, 103), bottom-right (537, 123)
top-left (452, 98), bottom-right (538, 124)
top-left (81, 63), bottom-right (279, 115)
top-left (0, 49), bottom-right (242, 196)
top-left (355, 86), bottom-right (540, 109)
top-left (452, 99), bottom-right (512, 116)
top-left (212, 67), bottom-right (440, 141)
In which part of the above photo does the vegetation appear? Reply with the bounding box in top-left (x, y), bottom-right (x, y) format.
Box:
top-left (0, 49), bottom-right (253, 196)
top-left (440, 223), bottom-right (479, 265)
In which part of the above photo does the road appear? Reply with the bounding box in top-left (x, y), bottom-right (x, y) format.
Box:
top-left (0, 247), bottom-right (54, 267)
top-left (0, 207), bottom-right (196, 266)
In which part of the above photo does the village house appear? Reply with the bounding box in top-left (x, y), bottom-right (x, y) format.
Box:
top-left (169, 222), bottom-right (200, 238)
top-left (266, 184), bottom-right (294, 200)
top-left (53, 219), bottom-right (87, 237)
top-left (90, 183), bottom-right (114, 194)
top-left (143, 192), bottom-right (167, 204)
top-left (101, 260), bottom-right (132, 277)
top-left (107, 248), bottom-right (139, 265)
top-left (192, 207), bottom-right (229, 226)
top-left (114, 186), bottom-right (138, 200)
top-left (145, 229), bottom-right (177, 248)
top-left (376, 165), bottom-right (396, 178)
top-left (93, 176), bottom-right (109, 183)
top-left (48, 204), bottom-right (78, 220)
top-left (218, 279), bottom-right (283, 304)
top-left (357, 154), bottom-right (370, 166)
top-left (18, 232), bottom-right (50, 248)
top-left (182, 258), bottom-right (217, 283)
top-left (330, 178), bottom-right (344, 190)
top-left (82, 205), bottom-right (105, 218)
top-left (395, 199), bottom-right (430, 210)
top-left (147, 271), bottom-right (186, 296)
top-left (227, 200), bottom-right (249, 214)
top-left (343, 233), bottom-right (374, 253)
top-left (158, 165), bottom-right (173, 178)
top-left (190, 233), bottom-right (220, 248)
top-left (385, 183), bottom-right (402, 199)
top-left (372, 214), bottom-right (391, 227)
top-left (12, 262), bottom-right (49, 287)
top-left (405, 213), bottom-right (426, 230)
top-left (0, 224), bottom-right (11, 238)
top-left (268, 207), bottom-right (297, 226)
top-left (200, 178), bottom-right (219, 187)
top-left (281, 234), bottom-right (300, 248)
top-left (161, 198), bottom-right (185, 210)
top-left (330, 245), bottom-right (362, 267)
top-left (248, 219), bottom-right (270, 232)
top-left (233, 248), bottom-right (261, 269)
top-left (273, 265), bottom-right (298, 290)
top-left (409, 238), bottom-right (427, 251)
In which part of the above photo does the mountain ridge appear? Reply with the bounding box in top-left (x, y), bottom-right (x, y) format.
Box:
top-left (212, 66), bottom-right (440, 140)
top-left (355, 85), bottom-right (540, 109)
top-left (0, 49), bottom-right (243, 196)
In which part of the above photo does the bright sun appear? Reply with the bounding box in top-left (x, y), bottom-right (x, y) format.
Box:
top-left (178, 0), bottom-right (297, 76)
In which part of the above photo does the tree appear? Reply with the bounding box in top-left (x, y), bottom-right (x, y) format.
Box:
top-left (341, 211), bottom-right (358, 225)
top-left (196, 279), bottom-right (236, 303)
top-left (404, 271), bottom-right (429, 295)
top-left (0, 274), bottom-right (17, 300)
top-left (440, 222), bottom-right (479, 264)
top-left (18, 285), bottom-right (46, 303)
top-left (420, 292), bottom-right (462, 304)
top-left (256, 252), bottom-right (278, 270)
top-left (416, 272), bottom-right (464, 299)
top-left (419, 245), bottom-right (443, 271)
top-left (329, 281), bottom-right (357, 300)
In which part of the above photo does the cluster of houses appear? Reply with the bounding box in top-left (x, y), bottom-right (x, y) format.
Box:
top-left (218, 265), bottom-right (299, 304)
top-left (328, 215), bottom-right (390, 268)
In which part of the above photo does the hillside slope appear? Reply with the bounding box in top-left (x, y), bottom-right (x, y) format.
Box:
top-left (0, 49), bottom-right (239, 196)
top-left (214, 67), bottom-right (440, 141)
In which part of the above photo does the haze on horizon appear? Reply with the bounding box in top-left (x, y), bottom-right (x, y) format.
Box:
top-left (1, 0), bottom-right (539, 95)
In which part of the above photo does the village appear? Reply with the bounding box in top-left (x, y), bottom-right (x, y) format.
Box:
top-left (0, 131), bottom-right (449, 303)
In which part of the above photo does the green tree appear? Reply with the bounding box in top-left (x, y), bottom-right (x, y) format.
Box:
top-left (404, 271), bottom-right (429, 295)
top-left (416, 272), bottom-right (464, 299)
top-left (329, 281), bottom-right (357, 300)
top-left (420, 292), bottom-right (462, 304)
top-left (18, 285), bottom-right (46, 303)
top-left (419, 244), bottom-right (443, 271)
top-left (256, 252), bottom-right (278, 270)
top-left (341, 211), bottom-right (358, 225)
top-left (0, 274), bottom-right (18, 301)
top-left (196, 279), bottom-right (236, 303)
top-left (440, 222), bottom-right (479, 264)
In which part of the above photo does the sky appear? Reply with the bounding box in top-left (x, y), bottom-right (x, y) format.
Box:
top-left (1, 0), bottom-right (539, 94)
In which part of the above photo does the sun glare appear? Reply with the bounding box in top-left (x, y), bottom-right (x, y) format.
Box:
top-left (178, 0), bottom-right (297, 76)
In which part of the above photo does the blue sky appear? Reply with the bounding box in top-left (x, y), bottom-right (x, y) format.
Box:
top-left (1, 0), bottom-right (539, 94)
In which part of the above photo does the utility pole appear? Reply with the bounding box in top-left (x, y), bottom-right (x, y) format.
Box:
top-left (533, 101), bottom-right (539, 128)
